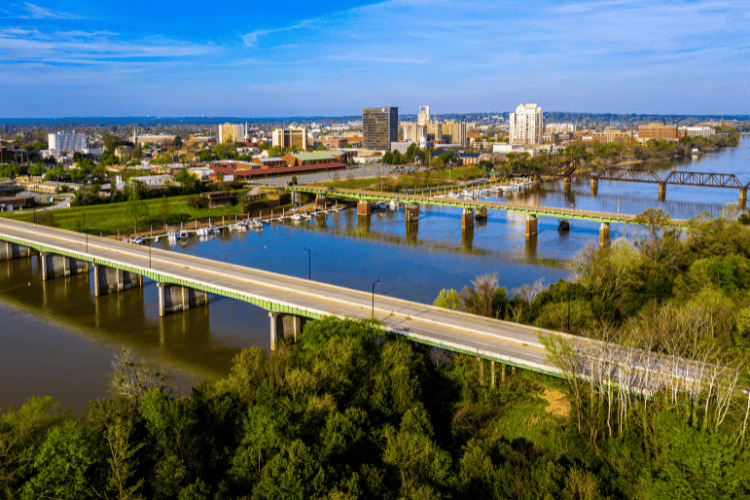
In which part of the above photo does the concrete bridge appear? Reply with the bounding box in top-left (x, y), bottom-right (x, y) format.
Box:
top-left (294, 187), bottom-right (687, 249)
top-left (0, 218), bottom-right (566, 384)
top-left (0, 218), bottom-right (728, 396)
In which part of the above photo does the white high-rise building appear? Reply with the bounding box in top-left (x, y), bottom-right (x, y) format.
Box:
top-left (509, 103), bottom-right (543, 145)
top-left (417, 106), bottom-right (431, 126)
top-left (48, 131), bottom-right (88, 152)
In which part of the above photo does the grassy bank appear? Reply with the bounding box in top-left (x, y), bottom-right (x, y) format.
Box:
top-left (1, 193), bottom-right (254, 235)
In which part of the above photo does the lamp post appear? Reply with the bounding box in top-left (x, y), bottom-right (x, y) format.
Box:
top-left (371, 278), bottom-right (380, 318)
top-left (303, 248), bottom-right (311, 280)
top-left (566, 292), bottom-right (571, 333)
top-left (83, 211), bottom-right (88, 253)
top-left (149, 243), bottom-right (152, 269)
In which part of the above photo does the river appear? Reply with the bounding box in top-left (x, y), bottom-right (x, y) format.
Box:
top-left (1, 136), bottom-right (747, 409)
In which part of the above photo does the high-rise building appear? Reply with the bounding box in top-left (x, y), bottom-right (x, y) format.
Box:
top-left (426, 123), bottom-right (443, 142)
top-left (401, 123), bottom-right (425, 143)
top-left (363, 107), bottom-right (398, 150)
top-left (218, 123), bottom-right (246, 144)
top-left (272, 127), bottom-right (308, 150)
top-left (509, 103), bottom-right (543, 145)
top-left (417, 106), bottom-right (431, 126)
top-left (48, 131), bottom-right (87, 152)
top-left (442, 120), bottom-right (468, 147)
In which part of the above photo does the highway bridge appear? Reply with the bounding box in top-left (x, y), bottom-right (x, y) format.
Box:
top-left (0, 218), bottom-right (731, 397)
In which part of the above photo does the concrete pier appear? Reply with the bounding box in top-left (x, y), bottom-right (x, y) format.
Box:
top-left (525, 214), bottom-right (538, 238)
top-left (357, 200), bottom-right (371, 216)
top-left (315, 194), bottom-right (327, 210)
top-left (590, 179), bottom-right (599, 195)
top-left (157, 282), bottom-right (208, 317)
top-left (93, 264), bottom-right (143, 296)
top-left (405, 220), bottom-right (419, 242)
top-left (0, 241), bottom-right (35, 261)
top-left (462, 226), bottom-right (474, 250)
top-left (740, 188), bottom-right (747, 209)
top-left (658, 182), bottom-right (666, 201)
top-left (40, 252), bottom-right (88, 281)
top-left (461, 208), bottom-right (475, 228)
top-left (475, 207), bottom-right (488, 220)
top-left (269, 311), bottom-right (305, 350)
top-left (599, 222), bottom-right (611, 249)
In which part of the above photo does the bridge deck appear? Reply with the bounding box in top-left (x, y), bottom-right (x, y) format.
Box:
top-left (296, 187), bottom-right (688, 226)
top-left (0, 218), bottom-right (562, 376)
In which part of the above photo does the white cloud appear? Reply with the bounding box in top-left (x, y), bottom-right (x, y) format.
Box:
top-left (0, 2), bottom-right (88, 19)
top-left (240, 19), bottom-right (313, 47)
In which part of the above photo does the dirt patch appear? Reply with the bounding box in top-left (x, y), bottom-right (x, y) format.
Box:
top-left (542, 389), bottom-right (570, 418)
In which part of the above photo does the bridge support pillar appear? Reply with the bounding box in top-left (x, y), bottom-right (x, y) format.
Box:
top-left (462, 208), bottom-right (475, 228)
top-left (740, 188), bottom-right (747, 208)
top-left (590, 179), bottom-right (598, 195)
top-left (475, 207), bottom-right (488, 220)
top-left (40, 252), bottom-right (88, 281)
top-left (157, 282), bottom-right (208, 317)
top-left (405, 203), bottom-right (419, 222)
top-left (525, 214), bottom-right (538, 238)
top-left (269, 312), bottom-right (306, 350)
top-left (315, 194), bottom-right (327, 210)
top-left (93, 264), bottom-right (143, 297)
top-left (0, 241), bottom-right (34, 261)
top-left (658, 182), bottom-right (666, 201)
top-left (357, 200), bottom-right (371, 216)
top-left (563, 177), bottom-right (572, 193)
top-left (406, 220), bottom-right (419, 242)
top-left (490, 360), bottom-right (496, 388)
top-left (599, 222), bottom-right (611, 249)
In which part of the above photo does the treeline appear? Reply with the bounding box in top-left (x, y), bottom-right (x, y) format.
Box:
top-left (3, 317), bottom-right (750, 499)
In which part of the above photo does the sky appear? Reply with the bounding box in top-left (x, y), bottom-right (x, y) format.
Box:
top-left (0, 0), bottom-right (749, 118)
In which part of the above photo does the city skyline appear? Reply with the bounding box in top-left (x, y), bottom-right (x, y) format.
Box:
top-left (1, 0), bottom-right (749, 118)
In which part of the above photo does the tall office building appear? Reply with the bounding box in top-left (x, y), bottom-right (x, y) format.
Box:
top-left (363, 107), bottom-right (398, 150)
top-left (442, 120), bottom-right (468, 147)
top-left (417, 105), bottom-right (431, 126)
top-left (218, 123), bottom-right (246, 144)
top-left (272, 127), bottom-right (308, 150)
top-left (48, 131), bottom-right (87, 152)
top-left (509, 103), bottom-right (543, 145)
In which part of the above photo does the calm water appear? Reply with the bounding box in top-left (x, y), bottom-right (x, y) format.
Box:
top-left (1, 136), bottom-right (747, 409)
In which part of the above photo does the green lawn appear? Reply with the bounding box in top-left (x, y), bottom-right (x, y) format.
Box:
top-left (430, 166), bottom-right (486, 179)
top-left (1, 193), bottom-right (250, 235)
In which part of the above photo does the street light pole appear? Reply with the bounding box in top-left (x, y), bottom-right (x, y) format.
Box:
top-left (83, 211), bottom-right (88, 253)
top-left (303, 248), bottom-right (311, 280)
top-left (371, 278), bottom-right (380, 318)
top-left (149, 243), bottom-right (152, 269)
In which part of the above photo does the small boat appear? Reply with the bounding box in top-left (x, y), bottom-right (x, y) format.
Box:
top-left (179, 228), bottom-right (189, 239)
top-left (154, 236), bottom-right (160, 244)
top-left (389, 200), bottom-right (400, 210)
top-left (167, 229), bottom-right (179, 242)
top-left (251, 218), bottom-right (263, 229)
top-left (208, 224), bottom-right (216, 235)
top-left (291, 213), bottom-right (303, 222)
top-left (232, 221), bottom-right (247, 231)
top-left (129, 236), bottom-right (143, 245)
top-left (196, 227), bottom-right (209, 237)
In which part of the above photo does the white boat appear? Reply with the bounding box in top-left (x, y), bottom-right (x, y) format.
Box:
top-left (251, 218), bottom-right (263, 229)
top-left (291, 213), bottom-right (303, 222)
top-left (389, 200), bottom-right (400, 210)
top-left (208, 224), bottom-right (216, 234)
top-left (167, 229), bottom-right (179, 242)
top-left (233, 221), bottom-right (247, 231)
top-left (129, 236), bottom-right (143, 245)
top-left (179, 228), bottom-right (189, 239)
top-left (196, 227), bottom-right (209, 237)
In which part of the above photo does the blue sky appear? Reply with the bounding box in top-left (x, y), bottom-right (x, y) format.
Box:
top-left (1, 0), bottom-right (749, 117)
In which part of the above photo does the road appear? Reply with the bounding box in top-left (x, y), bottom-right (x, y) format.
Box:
top-left (0, 217), bottom-right (560, 376)
top-left (247, 163), bottom-right (401, 186)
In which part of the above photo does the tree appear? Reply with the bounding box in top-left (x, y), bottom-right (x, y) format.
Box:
top-left (28, 163), bottom-right (45, 176)
top-left (634, 208), bottom-right (672, 239)
top-left (174, 169), bottom-right (198, 193)
top-left (429, 157), bottom-right (444, 168)
top-left (199, 149), bottom-right (212, 162)
top-left (173, 136), bottom-right (183, 148)
top-left (126, 191), bottom-right (149, 235)
top-left (160, 195), bottom-right (171, 224)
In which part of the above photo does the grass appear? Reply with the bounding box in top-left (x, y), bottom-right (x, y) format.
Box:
top-left (430, 166), bottom-right (486, 180)
top-left (1, 193), bottom-right (250, 235)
